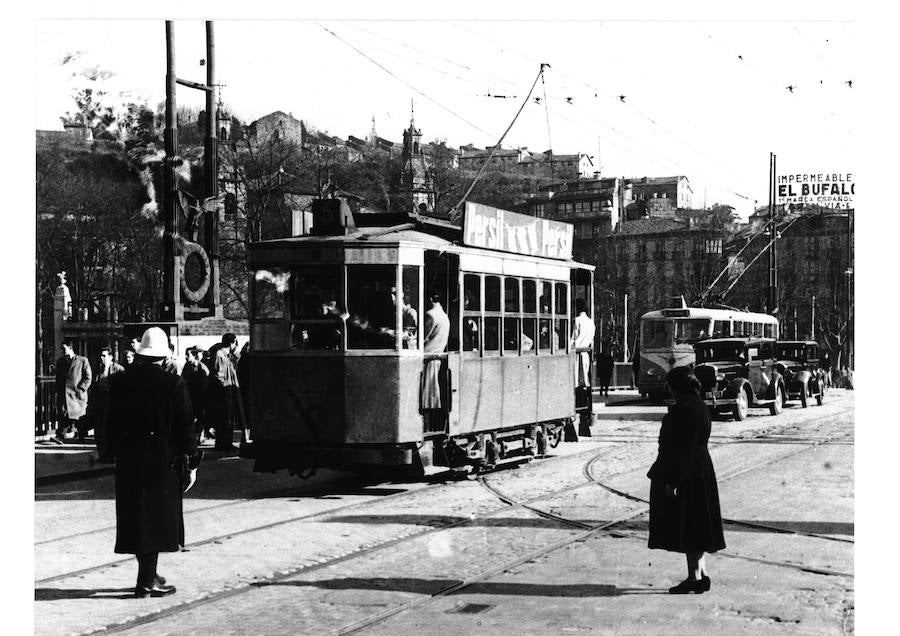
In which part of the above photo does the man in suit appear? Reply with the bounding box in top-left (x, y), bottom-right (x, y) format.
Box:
top-left (108, 327), bottom-right (198, 598)
top-left (88, 346), bottom-right (124, 462)
top-left (55, 339), bottom-right (93, 441)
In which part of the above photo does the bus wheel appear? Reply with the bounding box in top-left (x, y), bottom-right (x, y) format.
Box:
top-left (799, 383), bottom-right (809, 408)
top-left (733, 389), bottom-right (749, 421)
top-left (769, 384), bottom-right (784, 415)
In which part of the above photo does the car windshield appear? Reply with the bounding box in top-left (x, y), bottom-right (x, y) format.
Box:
top-left (695, 344), bottom-right (745, 363)
top-left (776, 345), bottom-right (805, 360)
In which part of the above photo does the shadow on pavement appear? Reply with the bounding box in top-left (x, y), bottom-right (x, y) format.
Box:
top-left (255, 577), bottom-right (667, 597)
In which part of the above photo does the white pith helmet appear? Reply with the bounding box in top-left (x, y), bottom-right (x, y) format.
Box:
top-left (136, 327), bottom-right (171, 359)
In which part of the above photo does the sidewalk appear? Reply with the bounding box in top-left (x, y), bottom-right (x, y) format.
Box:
top-left (34, 437), bottom-right (226, 486)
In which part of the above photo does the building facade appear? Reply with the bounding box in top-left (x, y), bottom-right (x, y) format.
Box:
top-left (458, 146), bottom-right (594, 180)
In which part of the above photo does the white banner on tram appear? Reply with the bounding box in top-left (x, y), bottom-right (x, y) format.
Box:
top-left (463, 202), bottom-right (574, 261)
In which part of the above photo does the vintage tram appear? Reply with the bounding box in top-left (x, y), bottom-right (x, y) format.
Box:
top-left (241, 199), bottom-right (594, 477)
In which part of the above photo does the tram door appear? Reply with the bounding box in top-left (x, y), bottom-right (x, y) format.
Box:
top-left (572, 267), bottom-right (594, 431)
top-left (422, 250), bottom-right (460, 435)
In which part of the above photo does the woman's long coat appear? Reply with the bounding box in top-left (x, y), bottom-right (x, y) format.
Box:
top-left (108, 362), bottom-right (196, 554)
top-left (647, 392), bottom-right (726, 554)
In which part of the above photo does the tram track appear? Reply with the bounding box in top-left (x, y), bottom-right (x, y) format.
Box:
top-left (47, 402), bottom-right (852, 634)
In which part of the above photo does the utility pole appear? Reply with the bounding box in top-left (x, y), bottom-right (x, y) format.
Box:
top-left (767, 153), bottom-right (778, 316)
top-left (846, 208), bottom-right (854, 369)
top-left (811, 295), bottom-right (816, 341)
top-left (622, 293), bottom-right (629, 363)
top-left (203, 20), bottom-right (220, 314)
top-left (162, 21), bottom-right (178, 321)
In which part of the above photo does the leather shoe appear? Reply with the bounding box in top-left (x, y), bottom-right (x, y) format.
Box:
top-left (701, 574), bottom-right (711, 591)
top-left (668, 578), bottom-right (705, 594)
top-left (134, 582), bottom-right (176, 598)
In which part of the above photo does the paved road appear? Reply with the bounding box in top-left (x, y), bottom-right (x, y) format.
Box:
top-left (34, 390), bottom-right (854, 635)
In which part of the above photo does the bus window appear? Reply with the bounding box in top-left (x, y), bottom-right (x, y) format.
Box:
top-left (504, 277), bottom-right (520, 313)
top-left (463, 274), bottom-right (481, 311)
top-left (642, 320), bottom-right (671, 349)
top-left (401, 265), bottom-right (420, 349)
top-left (751, 322), bottom-right (761, 337)
top-left (484, 317), bottom-right (500, 353)
top-left (554, 318), bottom-right (569, 352)
top-left (712, 320), bottom-right (730, 338)
top-left (253, 269), bottom-right (289, 319)
top-left (523, 279), bottom-right (537, 314)
top-left (554, 282), bottom-right (569, 316)
top-left (539, 318), bottom-right (552, 351)
top-left (522, 318), bottom-right (536, 352)
top-left (504, 317), bottom-right (519, 353)
top-left (763, 323), bottom-right (773, 338)
top-left (674, 318), bottom-right (711, 344)
top-left (539, 281), bottom-right (552, 315)
top-left (733, 321), bottom-right (744, 336)
top-left (462, 317), bottom-right (480, 352)
top-left (485, 276), bottom-right (501, 312)
top-left (347, 265), bottom-right (397, 350)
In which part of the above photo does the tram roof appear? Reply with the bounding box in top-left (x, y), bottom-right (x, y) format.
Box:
top-left (250, 212), bottom-right (594, 270)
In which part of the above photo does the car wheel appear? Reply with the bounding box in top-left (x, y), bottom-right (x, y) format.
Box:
top-left (769, 383), bottom-right (784, 415)
top-left (733, 389), bottom-right (749, 421)
top-left (799, 383), bottom-right (809, 408)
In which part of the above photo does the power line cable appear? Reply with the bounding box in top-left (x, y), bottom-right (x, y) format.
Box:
top-left (318, 23), bottom-right (495, 141)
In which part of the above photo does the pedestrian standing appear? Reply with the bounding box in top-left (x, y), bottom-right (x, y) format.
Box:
top-left (181, 347), bottom-right (210, 444)
top-left (54, 339), bottom-right (93, 441)
top-left (647, 366), bottom-right (725, 594)
top-left (107, 326), bottom-right (198, 598)
top-left (420, 291), bottom-right (450, 429)
top-left (207, 333), bottom-right (244, 452)
top-left (124, 348), bottom-right (136, 367)
top-left (596, 344), bottom-right (615, 397)
top-left (571, 298), bottom-right (596, 388)
top-left (88, 346), bottom-right (124, 462)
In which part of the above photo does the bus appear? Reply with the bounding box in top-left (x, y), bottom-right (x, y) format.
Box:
top-left (636, 305), bottom-right (778, 402)
top-left (242, 199), bottom-right (594, 477)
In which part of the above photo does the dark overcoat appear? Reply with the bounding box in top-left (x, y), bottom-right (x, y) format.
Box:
top-left (647, 392), bottom-right (726, 554)
top-left (108, 362), bottom-right (196, 554)
top-left (55, 354), bottom-right (93, 420)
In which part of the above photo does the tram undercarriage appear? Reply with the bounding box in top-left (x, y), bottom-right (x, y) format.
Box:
top-left (248, 418), bottom-right (572, 478)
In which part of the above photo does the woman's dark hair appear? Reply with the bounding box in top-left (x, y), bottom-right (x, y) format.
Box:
top-left (666, 365), bottom-right (702, 396)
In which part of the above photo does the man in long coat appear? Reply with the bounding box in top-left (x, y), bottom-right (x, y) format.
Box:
top-left (87, 346), bottom-right (124, 462)
top-left (207, 333), bottom-right (244, 452)
top-left (55, 339), bottom-right (92, 441)
top-left (108, 327), bottom-right (197, 597)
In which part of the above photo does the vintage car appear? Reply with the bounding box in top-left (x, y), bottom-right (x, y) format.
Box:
top-left (774, 341), bottom-right (825, 407)
top-left (693, 337), bottom-right (787, 421)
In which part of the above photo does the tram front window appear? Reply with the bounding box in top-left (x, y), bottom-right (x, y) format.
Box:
top-left (347, 265), bottom-right (398, 350)
top-left (253, 269), bottom-right (289, 319)
top-left (288, 266), bottom-right (343, 351)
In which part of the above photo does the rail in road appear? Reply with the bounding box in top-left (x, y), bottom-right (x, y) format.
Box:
top-left (34, 392), bottom-right (854, 635)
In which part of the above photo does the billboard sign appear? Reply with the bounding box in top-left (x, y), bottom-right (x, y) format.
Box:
top-left (462, 202), bottom-right (574, 260)
top-left (776, 173), bottom-right (854, 209)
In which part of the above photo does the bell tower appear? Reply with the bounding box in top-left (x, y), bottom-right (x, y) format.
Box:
top-left (400, 101), bottom-right (435, 214)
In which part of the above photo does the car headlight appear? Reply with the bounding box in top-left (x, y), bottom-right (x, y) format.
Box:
top-left (716, 373), bottom-right (725, 381)
top-left (646, 368), bottom-right (656, 376)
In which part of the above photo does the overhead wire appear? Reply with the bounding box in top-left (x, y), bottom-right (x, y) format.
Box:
top-left (317, 23), bottom-right (495, 141)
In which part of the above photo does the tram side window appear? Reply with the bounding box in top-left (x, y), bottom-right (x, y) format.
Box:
top-left (734, 321), bottom-right (745, 336)
top-left (555, 318), bottom-right (569, 352)
top-left (463, 274), bottom-right (481, 311)
top-left (538, 318), bottom-right (552, 351)
top-left (522, 318), bottom-right (536, 352)
top-left (504, 317), bottom-right (519, 352)
top-left (539, 281), bottom-right (552, 315)
top-left (763, 323), bottom-right (773, 338)
top-left (504, 277), bottom-right (520, 313)
top-left (484, 317), bottom-right (500, 353)
top-left (751, 322), bottom-right (762, 337)
top-left (522, 279), bottom-right (537, 354)
top-left (554, 282), bottom-right (569, 316)
top-left (523, 279), bottom-right (537, 313)
top-left (463, 317), bottom-right (480, 352)
top-left (346, 265), bottom-right (397, 350)
top-left (485, 276), bottom-right (501, 312)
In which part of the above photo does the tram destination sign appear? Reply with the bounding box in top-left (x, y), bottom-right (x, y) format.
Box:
top-left (463, 202), bottom-right (574, 260)
top-left (776, 172), bottom-right (854, 209)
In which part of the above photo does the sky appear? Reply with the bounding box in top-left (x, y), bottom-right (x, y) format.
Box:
top-left (33, 12), bottom-right (856, 218)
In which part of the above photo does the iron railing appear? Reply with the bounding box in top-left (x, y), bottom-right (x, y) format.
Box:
top-left (35, 376), bottom-right (58, 438)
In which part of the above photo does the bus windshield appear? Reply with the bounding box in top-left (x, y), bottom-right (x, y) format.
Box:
top-left (674, 318), bottom-right (712, 344)
top-left (641, 320), bottom-right (671, 349)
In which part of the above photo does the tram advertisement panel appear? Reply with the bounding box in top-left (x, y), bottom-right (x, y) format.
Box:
top-left (463, 202), bottom-right (574, 261)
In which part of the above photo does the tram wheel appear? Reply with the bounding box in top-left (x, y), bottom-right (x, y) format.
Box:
top-left (484, 438), bottom-right (499, 467)
top-left (536, 427), bottom-right (549, 456)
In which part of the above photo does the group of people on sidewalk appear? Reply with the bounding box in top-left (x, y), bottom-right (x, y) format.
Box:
top-left (53, 333), bottom-right (249, 458)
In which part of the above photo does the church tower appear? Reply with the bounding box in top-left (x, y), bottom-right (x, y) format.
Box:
top-left (400, 102), bottom-right (435, 215)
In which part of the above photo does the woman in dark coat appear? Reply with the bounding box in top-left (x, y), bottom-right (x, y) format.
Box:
top-left (647, 365), bottom-right (725, 594)
top-left (108, 327), bottom-right (197, 598)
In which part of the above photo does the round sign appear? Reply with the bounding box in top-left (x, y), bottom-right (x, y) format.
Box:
top-left (181, 241), bottom-right (211, 304)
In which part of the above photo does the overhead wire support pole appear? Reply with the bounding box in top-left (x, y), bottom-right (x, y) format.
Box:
top-left (449, 64), bottom-right (547, 221)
